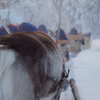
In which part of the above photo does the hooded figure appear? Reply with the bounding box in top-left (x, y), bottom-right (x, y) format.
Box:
top-left (18, 22), bottom-right (37, 32)
top-left (7, 24), bottom-right (18, 33)
top-left (0, 24), bottom-right (18, 36)
top-left (0, 26), bottom-right (8, 36)
top-left (69, 28), bottom-right (78, 35)
top-left (59, 29), bottom-right (68, 40)
top-left (84, 32), bottom-right (91, 38)
top-left (67, 28), bottom-right (82, 55)
top-left (38, 24), bottom-right (48, 34)
top-left (59, 28), bottom-right (68, 46)
top-left (58, 29), bottom-right (69, 61)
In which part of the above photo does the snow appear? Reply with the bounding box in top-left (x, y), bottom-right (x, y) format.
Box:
top-left (60, 86), bottom-right (74, 100)
top-left (60, 39), bottom-right (100, 100)
top-left (72, 39), bottom-right (100, 100)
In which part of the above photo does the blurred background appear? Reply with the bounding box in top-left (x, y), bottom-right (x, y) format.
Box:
top-left (0, 0), bottom-right (100, 38)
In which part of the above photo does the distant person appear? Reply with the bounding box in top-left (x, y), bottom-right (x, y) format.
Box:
top-left (59, 28), bottom-right (68, 40)
top-left (59, 28), bottom-right (68, 46)
top-left (88, 33), bottom-right (91, 38)
top-left (81, 38), bottom-right (85, 45)
top-left (69, 28), bottom-right (78, 35)
top-left (58, 28), bottom-right (69, 61)
top-left (84, 32), bottom-right (91, 38)
top-left (68, 28), bottom-right (82, 55)
top-left (38, 24), bottom-right (48, 34)
top-left (0, 26), bottom-right (8, 36)
top-left (7, 24), bottom-right (18, 33)
top-left (0, 24), bottom-right (17, 36)
top-left (18, 22), bottom-right (37, 32)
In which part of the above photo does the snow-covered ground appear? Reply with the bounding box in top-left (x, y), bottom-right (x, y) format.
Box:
top-left (72, 39), bottom-right (100, 100)
top-left (60, 39), bottom-right (100, 100)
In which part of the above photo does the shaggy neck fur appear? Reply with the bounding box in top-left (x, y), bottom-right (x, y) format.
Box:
top-left (0, 49), bottom-right (15, 78)
top-left (0, 32), bottom-right (64, 100)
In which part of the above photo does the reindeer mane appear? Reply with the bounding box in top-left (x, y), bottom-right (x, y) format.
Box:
top-left (0, 32), bottom-right (63, 97)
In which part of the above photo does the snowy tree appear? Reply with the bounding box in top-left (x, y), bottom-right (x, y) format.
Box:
top-left (0, 0), bottom-right (100, 38)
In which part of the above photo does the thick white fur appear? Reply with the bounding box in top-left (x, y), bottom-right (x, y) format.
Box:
top-left (0, 48), bottom-right (34, 100)
top-left (0, 48), bottom-right (15, 100)
top-left (0, 49), bottom-right (15, 78)
top-left (45, 50), bottom-right (63, 81)
top-left (0, 46), bottom-right (63, 100)
top-left (40, 92), bottom-right (56, 100)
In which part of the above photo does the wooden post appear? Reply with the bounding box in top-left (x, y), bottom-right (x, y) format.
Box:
top-left (69, 78), bottom-right (81, 100)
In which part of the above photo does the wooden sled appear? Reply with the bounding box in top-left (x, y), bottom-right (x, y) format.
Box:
top-left (54, 40), bottom-right (70, 44)
top-left (69, 78), bottom-right (81, 100)
top-left (60, 78), bottom-right (81, 100)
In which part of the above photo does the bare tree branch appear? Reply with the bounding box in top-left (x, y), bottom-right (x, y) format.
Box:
top-left (55, 0), bottom-right (62, 42)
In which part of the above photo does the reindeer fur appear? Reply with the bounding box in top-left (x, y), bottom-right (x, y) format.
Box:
top-left (0, 32), bottom-right (64, 100)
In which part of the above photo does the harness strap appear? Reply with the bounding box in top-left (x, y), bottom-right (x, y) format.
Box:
top-left (52, 76), bottom-right (69, 100)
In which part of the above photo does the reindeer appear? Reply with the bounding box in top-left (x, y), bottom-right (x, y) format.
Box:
top-left (67, 28), bottom-right (82, 56)
top-left (0, 31), bottom-right (68, 100)
top-left (81, 33), bottom-right (91, 50)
